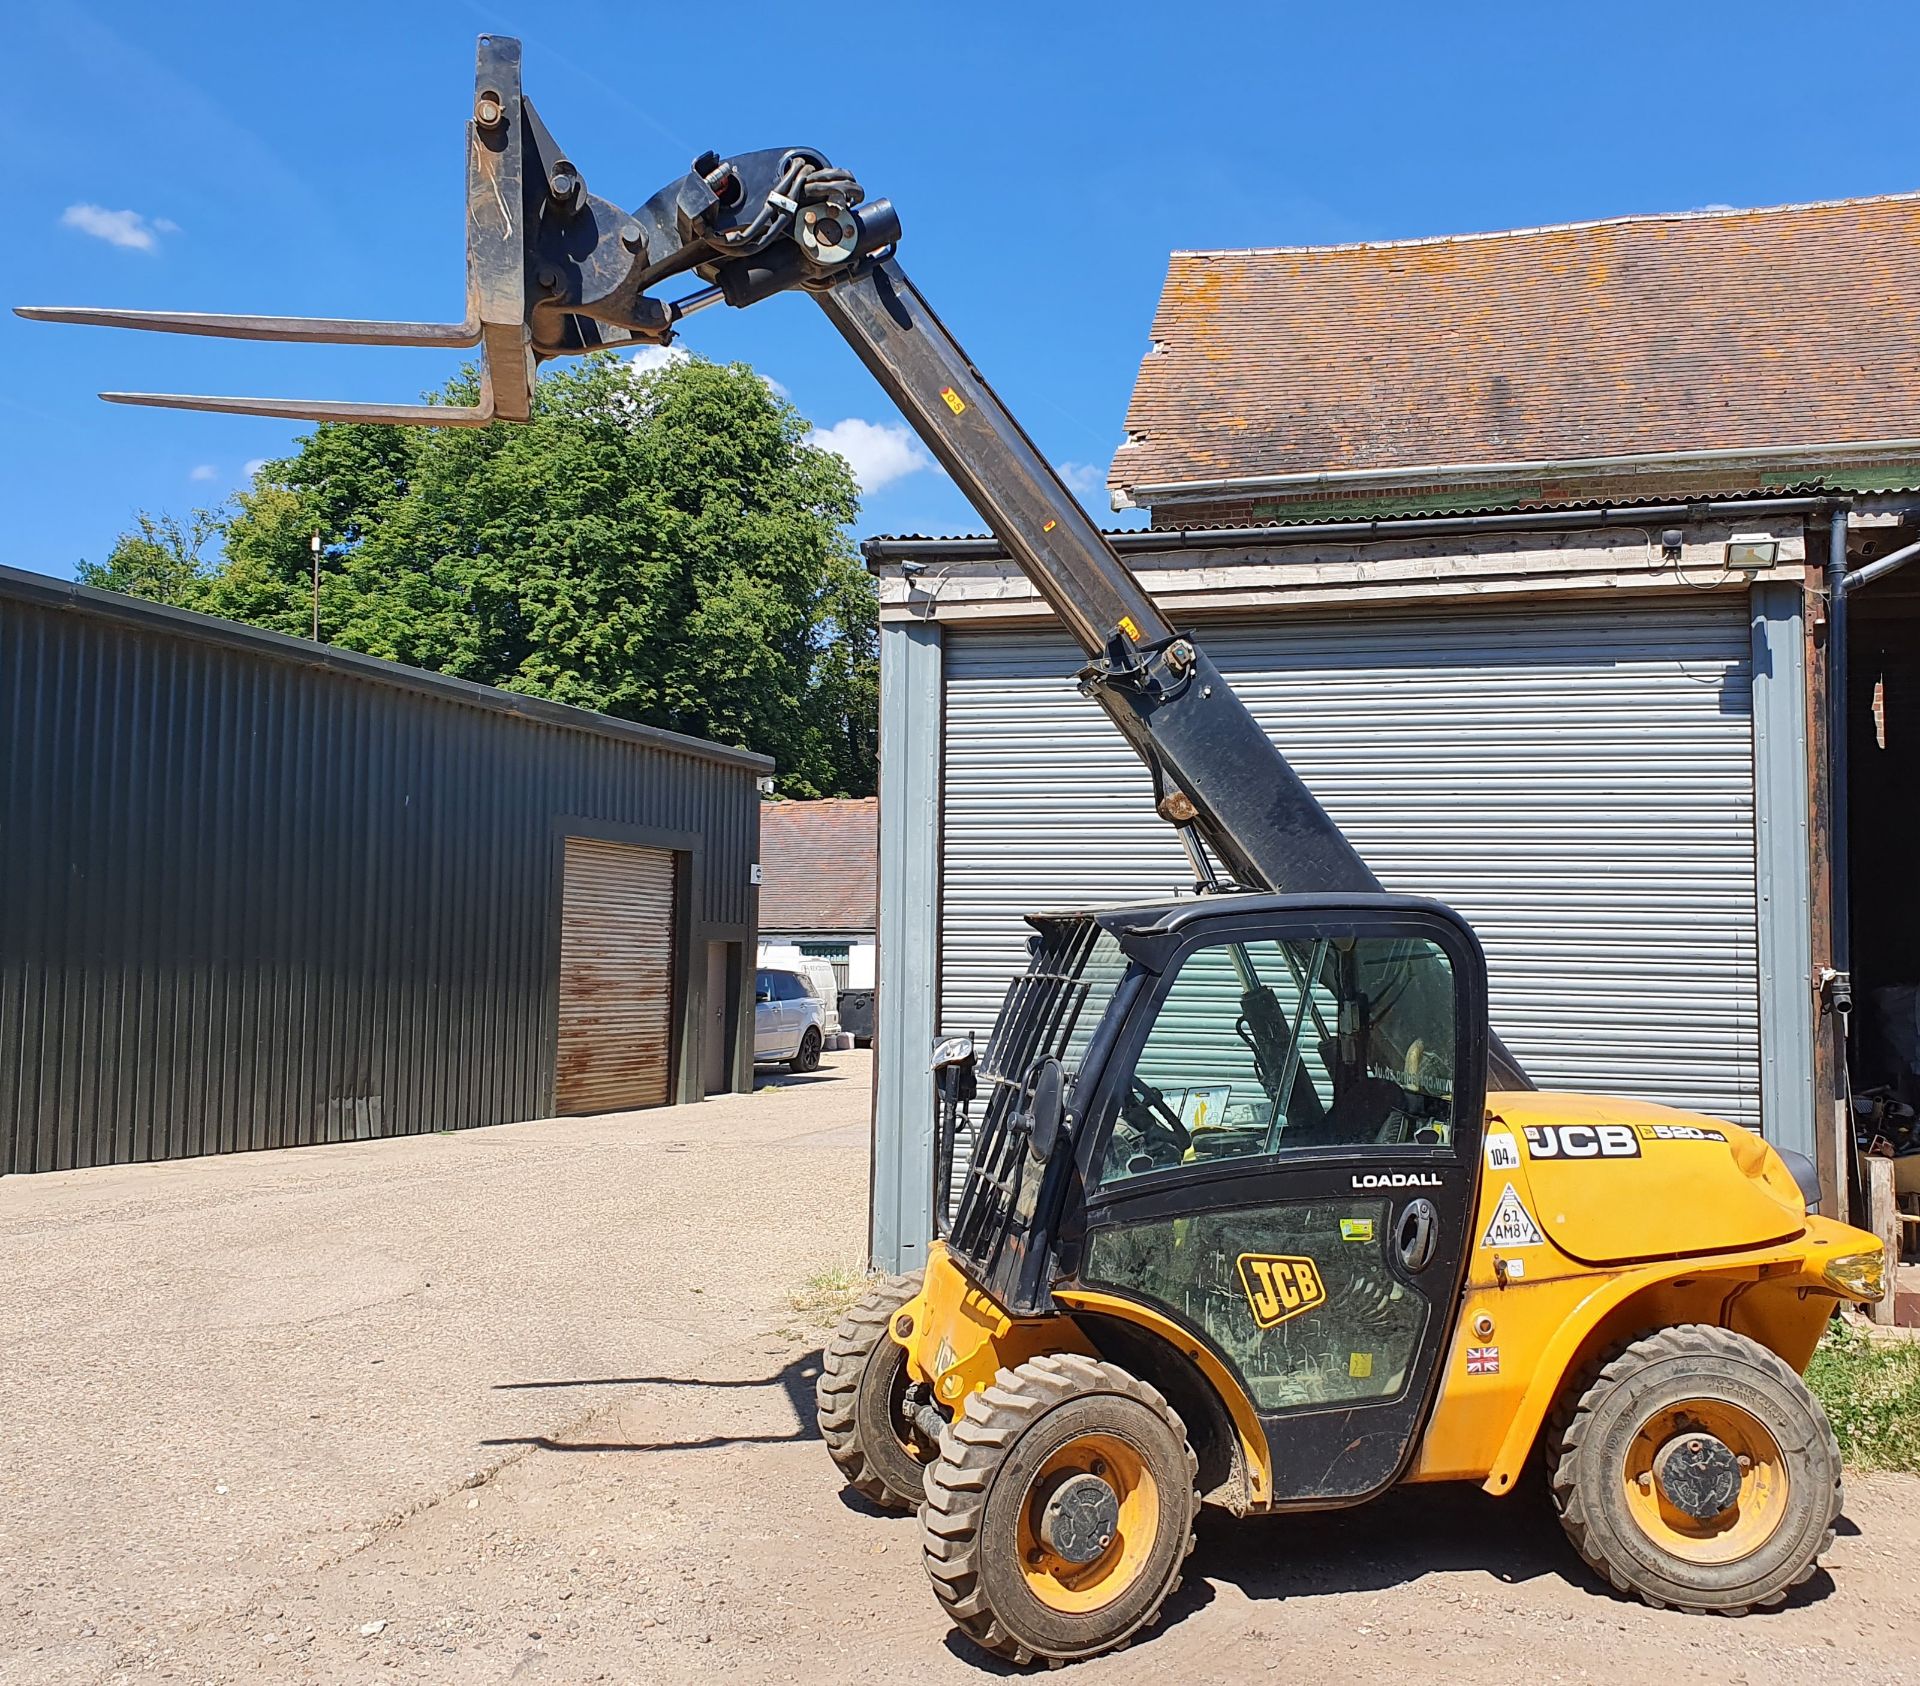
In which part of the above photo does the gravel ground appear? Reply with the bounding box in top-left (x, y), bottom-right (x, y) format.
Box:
top-left (3, 1048), bottom-right (1917, 1685)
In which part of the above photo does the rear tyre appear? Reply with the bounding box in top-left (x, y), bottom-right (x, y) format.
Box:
top-left (921, 1353), bottom-right (1199, 1665)
top-left (817, 1272), bottom-right (930, 1510)
top-left (788, 1027), bottom-right (822, 1074)
top-left (1550, 1324), bottom-right (1841, 1614)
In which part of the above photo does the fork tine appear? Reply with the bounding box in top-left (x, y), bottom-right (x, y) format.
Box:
top-left (100, 390), bottom-right (496, 427)
top-left (15, 307), bottom-right (481, 349)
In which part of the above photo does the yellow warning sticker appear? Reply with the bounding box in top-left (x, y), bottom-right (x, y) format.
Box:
top-left (939, 386), bottom-right (967, 415)
top-left (1118, 614), bottom-right (1141, 641)
top-left (1339, 1218), bottom-right (1374, 1243)
top-left (1042, 519), bottom-right (1057, 533)
top-left (1349, 1352), bottom-right (1374, 1379)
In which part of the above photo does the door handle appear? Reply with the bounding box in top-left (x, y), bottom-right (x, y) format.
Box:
top-left (1395, 1198), bottom-right (1439, 1273)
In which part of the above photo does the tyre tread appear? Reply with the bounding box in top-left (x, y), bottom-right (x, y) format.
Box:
top-left (1547, 1323), bottom-right (1841, 1614)
top-left (918, 1353), bottom-right (1200, 1664)
top-left (815, 1272), bottom-right (924, 1510)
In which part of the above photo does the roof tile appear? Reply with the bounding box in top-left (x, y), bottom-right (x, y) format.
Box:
top-left (757, 798), bottom-right (877, 933)
top-left (1113, 194), bottom-right (1920, 496)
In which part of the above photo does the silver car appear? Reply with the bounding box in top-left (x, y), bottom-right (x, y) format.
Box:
top-left (754, 966), bottom-right (826, 1072)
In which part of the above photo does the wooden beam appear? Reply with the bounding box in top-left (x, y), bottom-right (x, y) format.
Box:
top-left (1867, 1155), bottom-right (1899, 1327)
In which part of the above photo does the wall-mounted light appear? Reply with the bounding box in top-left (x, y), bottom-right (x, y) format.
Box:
top-left (1725, 533), bottom-right (1780, 572)
top-left (1659, 529), bottom-right (1685, 562)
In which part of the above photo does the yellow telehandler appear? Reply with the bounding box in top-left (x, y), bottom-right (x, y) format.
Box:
top-left (20, 35), bottom-right (1886, 1665)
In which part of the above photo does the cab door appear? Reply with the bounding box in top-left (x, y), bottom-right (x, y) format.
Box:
top-left (1067, 906), bottom-right (1488, 1508)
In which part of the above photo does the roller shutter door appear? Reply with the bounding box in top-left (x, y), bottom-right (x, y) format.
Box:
top-left (939, 598), bottom-right (1762, 1127)
top-left (556, 837), bottom-right (677, 1113)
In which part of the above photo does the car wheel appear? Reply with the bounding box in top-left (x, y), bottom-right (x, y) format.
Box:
top-left (788, 1027), bottom-right (822, 1073)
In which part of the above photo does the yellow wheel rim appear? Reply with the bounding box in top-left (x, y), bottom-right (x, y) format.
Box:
top-left (1016, 1431), bottom-right (1159, 1614)
top-left (1622, 1398), bottom-right (1788, 1566)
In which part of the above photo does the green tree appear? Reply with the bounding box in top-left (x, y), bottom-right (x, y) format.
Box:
top-left (93, 355), bottom-right (879, 796)
top-left (77, 508), bottom-right (224, 607)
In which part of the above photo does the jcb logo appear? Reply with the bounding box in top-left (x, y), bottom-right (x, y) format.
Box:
top-left (1522, 1124), bottom-right (1641, 1160)
top-left (1236, 1253), bottom-right (1327, 1330)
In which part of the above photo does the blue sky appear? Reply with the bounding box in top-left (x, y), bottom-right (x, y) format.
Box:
top-left (3, 0), bottom-right (1915, 581)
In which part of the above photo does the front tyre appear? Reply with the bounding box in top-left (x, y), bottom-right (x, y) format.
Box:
top-left (921, 1353), bottom-right (1198, 1665)
top-left (816, 1272), bottom-right (931, 1510)
top-left (1550, 1324), bottom-right (1842, 1614)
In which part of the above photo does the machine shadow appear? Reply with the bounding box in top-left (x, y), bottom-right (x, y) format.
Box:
top-left (1179, 1480), bottom-right (1841, 1615)
top-left (483, 1351), bottom-right (826, 1455)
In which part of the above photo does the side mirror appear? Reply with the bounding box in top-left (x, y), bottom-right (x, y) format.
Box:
top-left (1026, 1056), bottom-right (1066, 1164)
top-left (755, 987), bottom-right (773, 1003)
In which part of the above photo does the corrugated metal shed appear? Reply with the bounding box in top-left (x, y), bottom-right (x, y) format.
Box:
top-left (0, 565), bottom-right (769, 1174)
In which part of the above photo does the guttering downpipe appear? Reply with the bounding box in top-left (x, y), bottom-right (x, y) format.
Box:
top-left (1826, 503), bottom-right (1854, 1019)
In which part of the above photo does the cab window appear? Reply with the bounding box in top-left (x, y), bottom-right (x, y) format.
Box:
top-left (1099, 933), bottom-right (1457, 1187)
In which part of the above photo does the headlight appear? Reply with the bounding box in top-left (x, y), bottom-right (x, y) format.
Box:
top-left (1824, 1248), bottom-right (1887, 1301)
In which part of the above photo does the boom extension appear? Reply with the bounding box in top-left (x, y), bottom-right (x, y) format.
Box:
top-left (18, 33), bottom-right (1529, 1087)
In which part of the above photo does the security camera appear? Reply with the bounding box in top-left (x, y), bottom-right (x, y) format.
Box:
top-left (900, 558), bottom-right (928, 581)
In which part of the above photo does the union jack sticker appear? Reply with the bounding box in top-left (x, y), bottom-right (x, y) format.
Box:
top-left (1466, 1345), bottom-right (1500, 1376)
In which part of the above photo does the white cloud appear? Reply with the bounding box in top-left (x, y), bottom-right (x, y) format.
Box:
top-left (243, 458), bottom-right (270, 478)
top-left (629, 344), bottom-right (690, 376)
top-left (189, 464), bottom-right (218, 482)
top-left (60, 203), bottom-right (177, 251)
top-left (760, 372), bottom-right (789, 399)
top-left (1691, 202), bottom-right (1738, 214)
top-left (1056, 460), bottom-right (1104, 495)
top-left (812, 418), bottom-right (932, 495)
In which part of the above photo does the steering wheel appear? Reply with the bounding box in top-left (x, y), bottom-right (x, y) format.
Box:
top-left (1127, 1079), bottom-right (1191, 1155)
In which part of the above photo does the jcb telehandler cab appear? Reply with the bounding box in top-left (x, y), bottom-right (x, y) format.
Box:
top-left (22, 36), bottom-right (1887, 1666)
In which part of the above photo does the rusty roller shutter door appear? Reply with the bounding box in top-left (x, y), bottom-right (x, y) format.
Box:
top-left (556, 838), bottom-right (678, 1113)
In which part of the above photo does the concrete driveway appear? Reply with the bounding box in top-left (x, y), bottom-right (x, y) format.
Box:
top-left (3, 1047), bottom-right (1918, 1685)
top-left (0, 1053), bottom-right (870, 1684)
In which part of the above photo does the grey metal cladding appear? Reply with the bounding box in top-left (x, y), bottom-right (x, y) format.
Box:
top-left (0, 577), bottom-right (763, 1174)
top-left (937, 598), bottom-right (1765, 1129)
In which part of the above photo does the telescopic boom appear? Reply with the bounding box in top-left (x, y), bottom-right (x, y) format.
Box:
top-left (17, 33), bottom-right (1530, 1087)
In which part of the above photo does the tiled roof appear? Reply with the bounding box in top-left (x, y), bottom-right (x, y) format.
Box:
top-left (1112, 193), bottom-right (1920, 500)
top-left (757, 797), bottom-right (877, 933)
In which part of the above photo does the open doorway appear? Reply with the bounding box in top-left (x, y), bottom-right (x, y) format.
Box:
top-left (1844, 543), bottom-right (1920, 1258)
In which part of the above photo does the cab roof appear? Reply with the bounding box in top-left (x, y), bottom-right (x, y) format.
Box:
top-left (1025, 890), bottom-right (1466, 939)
